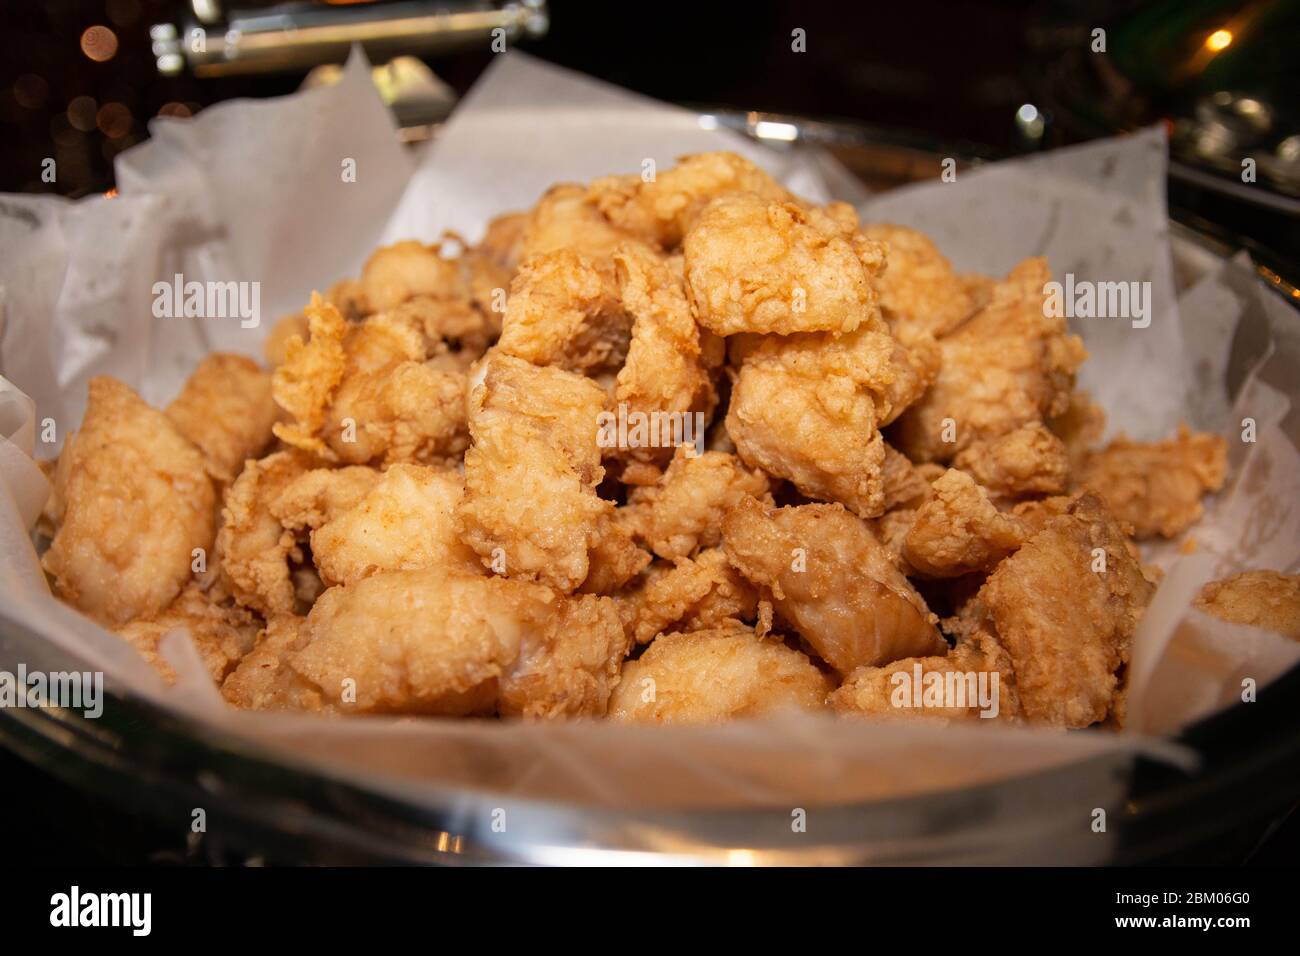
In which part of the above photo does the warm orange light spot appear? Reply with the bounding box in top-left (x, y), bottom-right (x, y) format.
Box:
top-left (80, 25), bottom-right (119, 62)
top-left (1205, 29), bottom-right (1233, 52)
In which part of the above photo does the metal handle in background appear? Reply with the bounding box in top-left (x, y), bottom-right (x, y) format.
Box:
top-left (151, 0), bottom-right (549, 77)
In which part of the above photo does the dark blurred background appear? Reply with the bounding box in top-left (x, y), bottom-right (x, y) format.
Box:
top-left (1, 0), bottom-right (1297, 866)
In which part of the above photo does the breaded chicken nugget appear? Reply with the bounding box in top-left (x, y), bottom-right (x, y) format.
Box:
top-left (951, 422), bottom-right (1070, 499)
top-left (517, 183), bottom-right (650, 285)
top-left (116, 582), bottom-right (258, 683)
top-left (588, 151), bottom-right (792, 249)
top-left (166, 352), bottom-right (278, 484)
top-left (1077, 425), bottom-right (1226, 539)
top-left (683, 192), bottom-right (888, 336)
top-left (969, 493), bottom-right (1153, 727)
top-left (619, 548), bottom-right (760, 645)
top-left (221, 616), bottom-right (331, 713)
top-left (902, 469), bottom-right (1027, 578)
top-left (1195, 570), bottom-right (1300, 640)
top-left (608, 625), bottom-right (830, 723)
top-left (892, 258), bottom-right (1086, 462)
top-left (722, 497), bottom-right (945, 674)
top-left (458, 353), bottom-right (611, 590)
top-left (360, 239), bottom-right (463, 313)
top-left (862, 222), bottom-right (979, 341)
top-left (620, 447), bottom-right (772, 560)
top-left (43, 377), bottom-right (215, 625)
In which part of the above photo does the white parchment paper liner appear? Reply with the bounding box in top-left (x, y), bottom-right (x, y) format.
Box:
top-left (1, 51), bottom-right (1296, 810)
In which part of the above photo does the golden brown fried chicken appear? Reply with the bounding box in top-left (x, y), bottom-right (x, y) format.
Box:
top-left (830, 628), bottom-right (1020, 722)
top-left (721, 497), bottom-right (945, 674)
top-left (359, 240), bottom-right (463, 313)
top-left (892, 258), bottom-right (1087, 462)
top-left (220, 615), bottom-right (332, 713)
top-left (1077, 425), bottom-right (1227, 539)
top-left (272, 295), bottom-right (468, 466)
top-left (1195, 570), bottom-right (1300, 640)
top-left (951, 422), bottom-right (1070, 499)
top-left (588, 151), bottom-right (792, 249)
top-left (965, 493), bottom-right (1153, 727)
top-left (619, 447), bottom-right (772, 560)
top-left (726, 323), bottom-right (937, 517)
top-left (862, 222), bottom-right (979, 341)
top-left (165, 353), bottom-right (278, 484)
top-left (607, 624), bottom-right (830, 723)
top-left (306, 464), bottom-right (479, 587)
top-left (516, 183), bottom-right (650, 285)
top-left (619, 548), bottom-right (760, 645)
top-left (457, 353), bottom-right (611, 590)
top-left (1048, 389), bottom-right (1106, 470)
top-left (902, 469), bottom-right (1027, 578)
top-left (116, 582), bottom-right (258, 683)
top-left (42, 377), bottom-right (215, 626)
top-left (683, 192), bottom-right (888, 336)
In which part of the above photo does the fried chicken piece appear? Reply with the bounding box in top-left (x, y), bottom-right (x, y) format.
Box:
top-left (270, 465), bottom-right (383, 532)
top-left (1009, 494), bottom-right (1075, 536)
top-left (273, 297), bottom-right (468, 465)
top-left (306, 464), bottom-right (479, 587)
top-left (517, 183), bottom-right (650, 285)
top-left (165, 353), bottom-right (278, 484)
top-left (881, 442), bottom-right (931, 510)
top-left (476, 210), bottom-right (528, 273)
top-left (830, 628), bottom-right (1020, 721)
top-left (359, 239), bottom-right (463, 312)
top-left (902, 469), bottom-right (1027, 578)
top-left (1077, 425), bottom-right (1227, 539)
top-left (862, 223), bottom-right (978, 341)
top-left (967, 493), bottom-right (1154, 727)
top-left (588, 151), bottom-right (792, 249)
top-left (220, 616), bottom-right (332, 713)
top-left (42, 377), bottom-right (215, 626)
top-left (609, 243), bottom-right (716, 463)
top-left (458, 353), bottom-right (611, 591)
top-left (683, 192), bottom-right (889, 336)
top-left (217, 450), bottom-right (312, 617)
top-left (116, 583), bottom-right (258, 684)
top-left (264, 312), bottom-right (312, 367)
top-left (498, 591), bottom-right (630, 719)
top-left (496, 249), bottom-right (632, 374)
top-left (951, 422), bottom-right (1070, 499)
top-left (619, 447), bottom-right (771, 560)
top-left (892, 258), bottom-right (1087, 462)
top-left (721, 497), bottom-right (945, 674)
top-left (726, 324), bottom-right (937, 517)
top-left (1048, 389), bottom-right (1106, 470)
top-left (579, 516), bottom-right (652, 594)
top-left (620, 549), bottom-right (760, 645)
top-left (387, 293), bottom-right (494, 368)
top-left (1195, 570), bottom-right (1300, 640)
top-left (607, 625), bottom-right (831, 723)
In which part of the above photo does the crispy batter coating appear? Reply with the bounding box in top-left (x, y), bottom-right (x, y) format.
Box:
top-left (271, 465), bottom-right (382, 531)
top-left (892, 258), bottom-right (1087, 462)
top-left (881, 442), bottom-right (932, 511)
top-left (496, 249), bottom-right (631, 374)
top-left (307, 464), bottom-right (479, 587)
top-left (863, 222), bottom-right (978, 342)
top-left (220, 615), bottom-right (331, 713)
top-left (610, 243), bottom-right (716, 463)
top-left (580, 516), bottom-right (652, 594)
top-left (830, 629), bottom-right (1020, 721)
top-left (952, 422), bottom-right (1070, 499)
top-left (588, 151), bottom-right (791, 249)
top-left (1048, 389), bottom-right (1106, 470)
top-left (217, 450), bottom-right (311, 617)
top-left (43, 377), bottom-right (215, 625)
top-left (902, 469), bottom-right (1026, 578)
top-left (968, 494), bottom-right (1153, 727)
top-left (360, 240), bottom-right (463, 313)
top-left (517, 183), bottom-right (650, 284)
top-left (620, 447), bottom-right (772, 560)
top-left (1195, 570), bottom-right (1300, 640)
top-left (722, 497), bottom-right (945, 674)
top-left (608, 625), bottom-right (831, 723)
top-left (726, 324), bottom-right (937, 517)
top-left (166, 353), bottom-right (278, 484)
top-left (273, 296), bottom-right (468, 465)
top-left (683, 192), bottom-right (888, 336)
top-left (458, 353), bottom-right (611, 590)
top-left (1077, 425), bottom-right (1227, 539)
top-left (620, 548), bottom-right (760, 645)
top-left (116, 582), bottom-right (258, 683)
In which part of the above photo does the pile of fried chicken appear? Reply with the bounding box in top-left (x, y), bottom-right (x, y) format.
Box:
top-left (38, 152), bottom-right (1300, 727)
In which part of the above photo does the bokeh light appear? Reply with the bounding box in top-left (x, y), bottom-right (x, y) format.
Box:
top-left (1205, 29), bottom-right (1233, 52)
top-left (13, 74), bottom-right (50, 109)
top-left (80, 25), bottom-right (119, 62)
top-left (96, 102), bottom-right (133, 138)
top-left (67, 96), bottom-right (98, 131)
